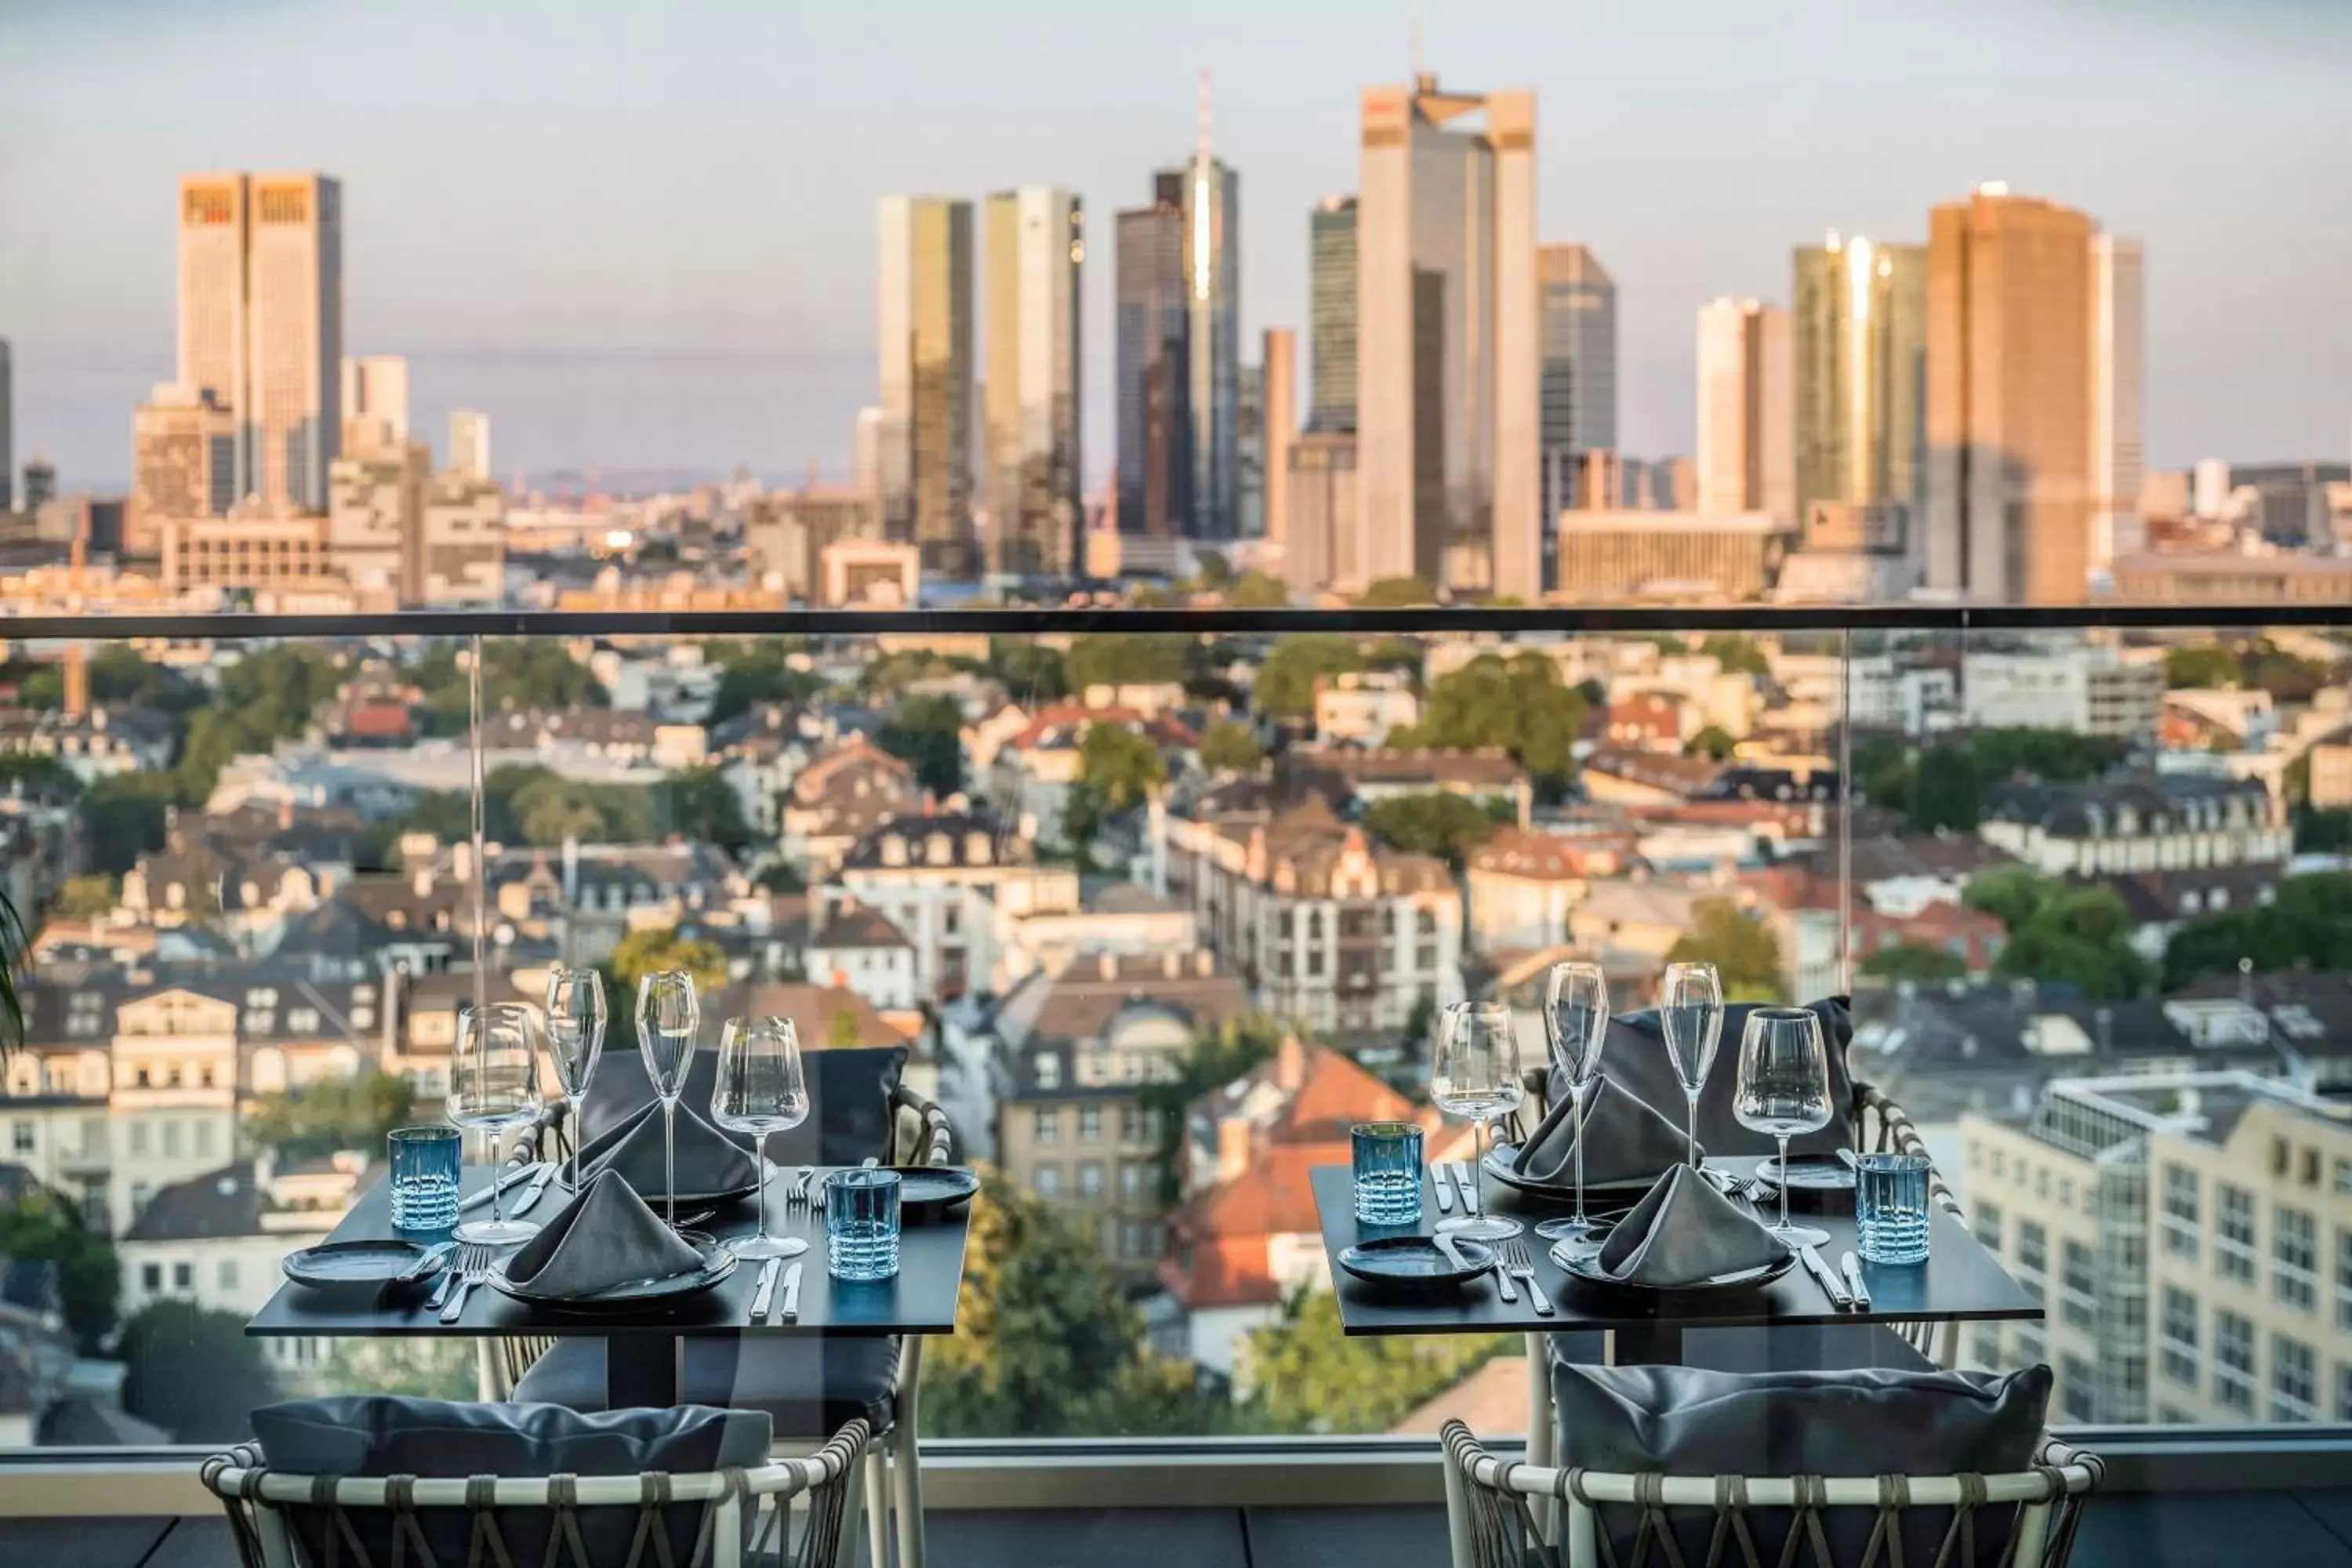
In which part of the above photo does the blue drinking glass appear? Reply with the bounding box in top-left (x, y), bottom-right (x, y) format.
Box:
top-left (1857, 1152), bottom-right (1933, 1265)
top-left (388, 1125), bottom-right (462, 1236)
top-left (1352, 1121), bottom-right (1424, 1227)
top-left (826, 1168), bottom-right (902, 1282)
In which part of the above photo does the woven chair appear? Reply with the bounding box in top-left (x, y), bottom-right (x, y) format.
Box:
top-left (201, 1418), bottom-right (869, 1568)
top-left (1441, 1420), bottom-right (2102, 1568)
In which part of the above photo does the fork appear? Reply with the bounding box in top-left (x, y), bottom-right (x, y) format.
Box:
top-left (438, 1243), bottom-right (493, 1323)
top-left (1503, 1242), bottom-right (1555, 1316)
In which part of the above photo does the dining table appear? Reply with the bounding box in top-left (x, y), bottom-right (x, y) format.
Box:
top-left (246, 1162), bottom-right (975, 1409)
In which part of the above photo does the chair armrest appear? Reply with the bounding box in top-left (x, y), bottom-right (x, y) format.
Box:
top-left (891, 1082), bottom-right (955, 1167)
top-left (1853, 1080), bottom-right (1965, 1224)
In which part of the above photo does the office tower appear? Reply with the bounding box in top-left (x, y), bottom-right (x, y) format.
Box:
top-left (20, 457), bottom-right (56, 512)
top-left (1356, 75), bottom-right (1541, 597)
top-left (1925, 185), bottom-right (2098, 603)
top-left (1284, 432), bottom-right (1356, 593)
top-left (1115, 201), bottom-right (1190, 538)
top-left (448, 409), bottom-right (492, 481)
top-left (1793, 234), bottom-right (1926, 554)
top-left (852, 407), bottom-right (883, 513)
top-left (983, 187), bottom-right (1083, 580)
top-left (1308, 195), bottom-right (1359, 433)
top-left (340, 354), bottom-right (410, 456)
top-left (0, 339), bottom-right (11, 511)
top-left (1658, 456), bottom-right (1697, 511)
top-left (1538, 243), bottom-right (1616, 586)
top-left (1156, 74), bottom-right (1242, 541)
top-left (130, 384), bottom-right (239, 554)
top-left (1261, 328), bottom-right (1298, 561)
top-left (2192, 457), bottom-right (2231, 519)
top-left (1695, 298), bottom-right (1793, 525)
top-left (177, 175), bottom-right (249, 495)
top-left (2089, 235), bottom-right (2147, 573)
top-left (328, 442), bottom-right (430, 603)
top-left (877, 194), bottom-right (976, 578)
top-left (244, 174), bottom-right (343, 510)
top-left (420, 470), bottom-right (506, 604)
top-left (1237, 362), bottom-right (1265, 538)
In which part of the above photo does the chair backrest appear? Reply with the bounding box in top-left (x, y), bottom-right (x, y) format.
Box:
top-left (1442, 1421), bottom-right (2101, 1568)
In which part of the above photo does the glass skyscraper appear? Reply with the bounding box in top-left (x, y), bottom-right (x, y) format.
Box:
top-left (1308, 195), bottom-right (1358, 434)
top-left (1537, 242), bottom-right (1615, 586)
top-left (1793, 234), bottom-right (1926, 554)
top-left (983, 187), bottom-right (1083, 581)
top-left (1114, 201), bottom-right (1189, 540)
top-left (1152, 148), bottom-right (1241, 540)
top-left (877, 194), bottom-right (977, 579)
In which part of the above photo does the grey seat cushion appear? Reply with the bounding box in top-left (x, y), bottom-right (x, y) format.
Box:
top-left (1545, 998), bottom-right (1856, 1158)
top-left (1547, 1323), bottom-right (1939, 1377)
top-left (580, 1044), bottom-right (909, 1168)
top-left (252, 1395), bottom-right (769, 1566)
top-left (515, 1334), bottom-right (898, 1436)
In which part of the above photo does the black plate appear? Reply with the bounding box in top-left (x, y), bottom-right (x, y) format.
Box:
top-left (1549, 1243), bottom-right (1798, 1301)
top-left (891, 1166), bottom-right (980, 1220)
top-left (1483, 1144), bottom-right (1664, 1203)
top-left (1338, 1235), bottom-right (1497, 1294)
top-left (1751, 1153), bottom-right (1857, 1205)
top-left (488, 1229), bottom-right (738, 1313)
top-left (283, 1240), bottom-right (446, 1299)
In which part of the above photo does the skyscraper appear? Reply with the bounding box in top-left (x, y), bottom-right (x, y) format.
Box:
top-left (1925, 185), bottom-right (2098, 603)
top-left (177, 174), bottom-right (249, 488)
top-left (1308, 195), bottom-right (1358, 434)
top-left (0, 339), bottom-right (12, 512)
top-left (1114, 201), bottom-right (1190, 539)
top-left (448, 409), bottom-right (492, 482)
top-left (877, 194), bottom-right (977, 578)
top-left (982, 187), bottom-right (1083, 580)
top-left (1236, 362), bottom-right (1265, 538)
top-left (1157, 74), bottom-right (1242, 541)
top-left (1261, 328), bottom-right (1298, 564)
top-left (340, 354), bottom-right (410, 456)
top-left (2089, 234), bottom-right (2147, 575)
top-left (1695, 297), bottom-right (1793, 523)
top-left (1355, 75), bottom-right (1540, 597)
top-left (130, 383), bottom-right (238, 554)
top-left (1538, 243), bottom-right (1617, 584)
top-left (1792, 234), bottom-right (1926, 552)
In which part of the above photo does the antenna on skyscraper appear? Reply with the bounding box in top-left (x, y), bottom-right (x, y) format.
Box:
top-left (1408, 0), bottom-right (1424, 76)
top-left (1196, 67), bottom-right (1214, 162)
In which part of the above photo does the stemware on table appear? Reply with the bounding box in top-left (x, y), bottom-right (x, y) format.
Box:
top-left (1732, 1006), bottom-right (1835, 1247)
top-left (1431, 1000), bottom-right (1525, 1243)
top-left (449, 1004), bottom-right (545, 1246)
top-left (633, 968), bottom-right (700, 1229)
top-left (713, 1015), bottom-right (812, 1261)
top-left (1658, 960), bottom-right (1725, 1171)
top-left (1533, 960), bottom-right (1609, 1250)
top-left (544, 966), bottom-right (608, 1198)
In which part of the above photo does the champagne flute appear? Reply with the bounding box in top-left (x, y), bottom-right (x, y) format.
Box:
top-left (1431, 1000), bottom-right (1525, 1242)
top-left (713, 1016), bottom-right (811, 1260)
top-left (544, 966), bottom-right (607, 1197)
top-left (1659, 961), bottom-right (1724, 1171)
top-left (1533, 961), bottom-right (1608, 1250)
top-left (634, 969), bottom-right (700, 1229)
top-left (449, 1004), bottom-right (545, 1245)
top-left (1733, 1007), bottom-right (1834, 1247)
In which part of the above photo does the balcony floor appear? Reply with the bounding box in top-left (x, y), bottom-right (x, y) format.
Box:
top-left (19, 1494), bottom-right (2352, 1568)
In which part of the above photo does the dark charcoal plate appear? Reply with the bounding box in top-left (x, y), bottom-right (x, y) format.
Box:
top-left (489, 1230), bottom-right (738, 1312)
top-left (890, 1167), bottom-right (981, 1221)
top-left (1751, 1152), bottom-right (1858, 1207)
top-left (1337, 1235), bottom-right (1497, 1297)
top-left (1549, 1244), bottom-right (1798, 1302)
top-left (1483, 1144), bottom-right (1664, 1204)
top-left (283, 1240), bottom-right (447, 1301)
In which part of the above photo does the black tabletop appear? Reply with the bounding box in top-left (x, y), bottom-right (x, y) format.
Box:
top-left (1311, 1160), bottom-right (2040, 1339)
top-left (246, 1164), bottom-right (971, 1340)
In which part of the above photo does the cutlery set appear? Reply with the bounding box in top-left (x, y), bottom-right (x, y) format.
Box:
top-left (1428, 1161), bottom-right (1480, 1214)
top-left (747, 1258), bottom-right (804, 1323)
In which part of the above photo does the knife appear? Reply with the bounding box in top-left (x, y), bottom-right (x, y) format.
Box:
top-left (1840, 1250), bottom-right (1872, 1311)
top-left (1432, 1166), bottom-right (1454, 1214)
top-left (1452, 1163), bottom-right (1479, 1214)
top-left (397, 1241), bottom-right (457, 1286)
top-left (509, 1163), bottom-right (558, 1216)
top-left (1799, 1244), bottom-right (1853, 1309)
top-left (779, 1261), bottom-right (804, 1323)
top-left (458, 1163), bottom-right (543, 1212)
top-left (749, 1258), bottom-right (782, 1322)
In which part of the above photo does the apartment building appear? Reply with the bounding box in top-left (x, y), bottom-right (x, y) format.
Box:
top-left (1978, 775), bottom-right (2287, 877)
top-left (833, 808), bottom-right (1076, 1000)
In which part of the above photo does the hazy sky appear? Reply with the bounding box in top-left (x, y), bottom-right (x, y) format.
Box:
top-left (3, 0), bottom-right (2348, 491)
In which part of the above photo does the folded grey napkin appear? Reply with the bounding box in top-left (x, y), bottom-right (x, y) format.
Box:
top-left (503, 1169), bottom-right (706, 1298)
top-left (577, 1099), bottom-right (762, 1200)
top-left (1513, 1074), bottom-right (1697, 1187)
top-left (1593, 1165), bottom-right (1786, 1287)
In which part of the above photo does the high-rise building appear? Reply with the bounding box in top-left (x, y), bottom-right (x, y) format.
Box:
top-left (1237, 362), bottom-right (1265, 539)
top-left (877, 194), bottom-right (976, 578)
top-left (1157, 74), bottom-right (1242, 541)
top-left (130, 384), bottom-right (239, 555)
top-left (340, 354), bottom-right (410, 457)
top-left (982, 187), bottom-right (1083, 580)
top-left (2090, 235), bottom-right (2147, 575)
top-left (1283, 432), bottom-right (1357, 594)
top-left (1538, 243), bottom-right (1617, 586)
top-left (20, 457), bottom-right (56, 513)
top-left (1793, 234), bottom-right (1926, 555)
top-left (1355, 75), bottom-right (1540, 597)
top-left (1308, 196), bottom-right (1359, 434)
top-left (1261, 328), bottom-right (1298, 563)
top-left (1114, 202), bottom-right (1190, 539)
top-left (448, 409), bottom-right (492, 482)
top-left (328, 442), bottom-right (430, 604)
top-left (1925, 185), bottom-right (2098, 604)
top-left (852, 407), bottom-right (883, 514)
top-left (177, 175), bottom-right (249, 489)
top-left (0, 338), bottom-right (12, 512)
top-left (1695, 297), bottom-right (1793, 524)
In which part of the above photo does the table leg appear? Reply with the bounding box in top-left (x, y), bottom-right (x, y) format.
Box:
top-left (1606, 1324), bottom-right (1685, 1367)
top-left (608, 1333), bottom-right (682, 1407)
top-left (1524, 1331), bottom-right (1556, 1544)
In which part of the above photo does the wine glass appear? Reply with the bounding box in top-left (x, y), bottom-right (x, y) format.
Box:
top-left (1431, 1000), bottom-right (1525, 1242)
top-left (544, 967), bottom-right (607, 1198)
top-left (634, 969), bottom-right (700, 1229)
top-left (1733, 1007), bottom-right (1834, 1247)
top-left (713, 1016), bottom-right (811, 1261)
top-left (449, 1004), bottom-right (545, 1245)
top-left (1659, 961), bottom-right (1724, 1171)
top-left (1533, 961), bottom-right (1608, 1250)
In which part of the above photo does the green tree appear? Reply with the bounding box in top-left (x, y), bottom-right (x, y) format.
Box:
top-left (1138, 1013), bottom-right (1285, 1202)
top-left (0, 753), bottom-right (83, 800)
top-left (1357, 575), bottom-right (1438, 607)
top-left (1077, 724), bottom-right (1166, 810)
top-left (1966, 869), bottom-right (2153, 1000)
top-left (1667, 898), bottom-right (1784, 1002)
top-left (54, 874), bottom-right (119, 920)
top-left (659, 765), bottom-right (755, 855)
top-left (1859, 943), bottom-right (1969, 984)
top-left (1247, 1288), bottom-right (1508, 1434)
top-left (1227, 571), bottom-right (1290, 608)
top-left (321, 1338), bottom-right (476, 1401)
top-left (505, 771), bottom-right (656, 846)
top-left (1685, 724), bottom-right (1738, 762)
top-left (989, 640), bottom-right (1069, 703)
top-left (1360, 792), bottom-right (1509, 869)
top-left (2294, 808), bottom-right (2352, 855)
top-left (243, 1070), bottom-right (416, 1163)
top-left (878, 692), bottom-right (967, 798)
top-left (1905, 741), bottom-right (1987, 833)
top-left (1363, 637), bottom-right (1425, 683)
top-left (1199, 721), bottom-right (1265, 775)
top-left (1389, 652), bottom-right (1586, 795)
top-left (609, 927), bottom-right (731, 993)
top-left (703, 641), bottom-right (822, 727)
top-left (1192, 550), bottom-right (1235, 588)
top-left (119, 1299), bottom-right (280, 1442)
top-left (415, 641), bottom-right (608, 736)
top-left (1960, 863), bottom-right (2052, 932)
top-left (82, 774), bottom-right (176, 876)
top-left (2163, 644), bottom-right (2241, 689)
top-left (2163, 874), bottom-right (2352, 989)
top-left (1254, 635), bottom-right (1363, 718)
top-left (0, 1196), bottom-right (119, 1352)
top-left (1853, 735), bottom-right (1913, 814)
top-left (2238, 639), bottom-right (2333, 703)
top-left (1698, 634), bottom-right (1770, 677)
top-left (1064, 634), bottom-right (1189, 693)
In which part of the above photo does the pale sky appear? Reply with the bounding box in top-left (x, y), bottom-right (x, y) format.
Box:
top-left (2, 0), bottom-right (2347, 491)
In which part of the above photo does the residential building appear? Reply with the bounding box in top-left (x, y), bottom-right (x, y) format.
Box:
top-left (1307, 195), bottom-right (1357, 434)
top-left (0, 705), bottom-right (175, 785)
top-left (1539, 243), bottom-right (1617, 555)
top-left (1925, 185), bottom-right (2098, 603)
top-left (447, 409), bottom-right (492, 482)
top-left (833, 808), bottom-right (1073, 1000)
top-left (1555, 510), bottom-right (1787, 601)
top-left (1310, 670), bottom-right (1418, 747)
top-left (1791, 234), bottom-right (1925, 557)
top-left (419, 468), bottom-right (505, 605)
top-left (1465, 828), bottom-right (1635, 953)
top-left (1114, 201), bottom-right (1190, 540)
top-left (2229, 462), bottom-right (2352, 551)
top-left (2111, 551), bottom-right (2352, 606)
top-left (877, 194), bottom-right (977, 578)
top-left (1259, 328), bottom-right (1296, 557)
top-left (1160, 77), bottom-right (1242, 542)
top-left (1355, 75), bottom-right (1540, 598)
top-left (1284, 746), bottom-right (1530, 819)
top-left (129, 386), bottom-right (238, 557)
top-left (1978, 775), bottom-right (2287, 877)
top-left (1695, 297), bottom-right (1794, 524)
top-left (1959, 643), bottom-right (2162, 738)
top-left (158, 500), bottom-right (334, 595)
top-left (989, 882), bottom-right (1200, 993)
top-left (982, 187), bottom-right (1083, 581)
top-left (2089, 236), bottom-right (2147, 573)
top-left (746, 483), bottom-right (874, 599)
top-left (779, 735), bottom-right (920, 879)
top-left (339, 354), bottom-right (409, 456)
top-left (326, 442), bottom-right (430, 604)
